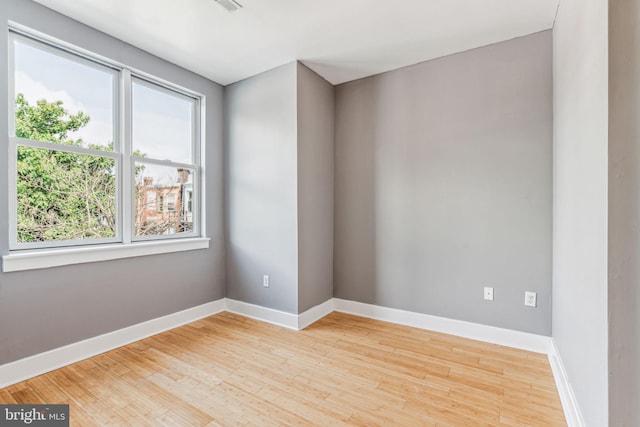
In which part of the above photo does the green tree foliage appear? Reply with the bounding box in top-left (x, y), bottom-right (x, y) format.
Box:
top-left (15, 94), bottom-right (116, 242)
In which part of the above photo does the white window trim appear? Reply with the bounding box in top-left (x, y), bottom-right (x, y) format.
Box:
top-left (129, 75), bottom-right (202, 241)
top-left (1, 238), bottom-right (210, 272)
top-left (7, 26), bottom-right (207, 255)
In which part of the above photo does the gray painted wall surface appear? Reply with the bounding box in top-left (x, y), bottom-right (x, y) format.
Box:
top-left (297, 63), bottom-right (334, 313)
top-left (552, 0), bottom-right (609, 424)
top-left (0, 0), bottom-right (225, 365)
top-left (225, 63), bottom-right (299, 314)
top-left (334, 31), bottom-right (552, 335)
top-left (609, 0), bottom-right (640, 424)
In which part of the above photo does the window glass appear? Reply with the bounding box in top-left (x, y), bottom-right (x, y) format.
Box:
top-left (17, 146), bottom-right (116, 243)
top-left (132, 79), bottom-right (193, 164)
top-left (135, 163), bottom-right (194, 237)
top-left (14, 38), bottom-right (115, 151)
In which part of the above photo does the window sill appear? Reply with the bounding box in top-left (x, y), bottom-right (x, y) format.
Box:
top-left (2, 238), bottom-right (210, 273)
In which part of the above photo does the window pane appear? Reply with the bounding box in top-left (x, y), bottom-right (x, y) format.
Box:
top-left (17, 146), bottom-right (116, 243)
top-left (135, 162), bottom-right (194, 236)
top-left (166, 194), bottom-right (176, 211)
top-left (132, 79), bottom-right (193, 164)
top-left (13, 37), bottom-right (115, 151)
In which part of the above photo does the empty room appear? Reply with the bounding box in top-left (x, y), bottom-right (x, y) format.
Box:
top-left (0, 0), bottom-right (637, 425)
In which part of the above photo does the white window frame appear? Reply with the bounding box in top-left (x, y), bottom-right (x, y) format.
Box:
top-left (4, 25), bottom-right (208, 271)
top-left (9, 32), bottom-right (122, 250)
top-left (129, 76), bottom-right (201, 242)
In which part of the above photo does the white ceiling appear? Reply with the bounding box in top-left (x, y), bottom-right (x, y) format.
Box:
top-left (32, 0), bottom-right (559, 86)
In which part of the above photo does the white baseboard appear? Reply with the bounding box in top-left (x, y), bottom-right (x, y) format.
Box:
top-left (0, 299), bottom-right (226, 389)
top-left (2, 294), bottom-right (577, 427)
top-left (298, 299), bottom-right (335, 330)
top-left (0, 297), bottom-right (334, 389)
top-left (223, 298), bottom-right (334, 330)
top-left (224, 298), bottom-right (299, 330)
top-left (548, 340), bottom-right (586, 427)
top-left (333, 298), bottom-right (552, 354)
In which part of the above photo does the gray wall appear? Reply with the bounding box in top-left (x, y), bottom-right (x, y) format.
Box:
top-left (225, 63), bottom-right (299, 313)
top-left (225, 62), bottom-right (335, 314)
top-left (609, 0), bottom-right (640, 424)
top-left (334, 31), bottom-right (553, 335)
top-left (297, 63), bottom-right (334, 312)
top-left (0, 0), bottom-right (225, 365)
top-left (552, 0), bottom-right (609, 424)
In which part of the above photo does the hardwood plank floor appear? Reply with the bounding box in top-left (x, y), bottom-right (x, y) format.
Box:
top-left (0, 312), bottom-right (566, 426)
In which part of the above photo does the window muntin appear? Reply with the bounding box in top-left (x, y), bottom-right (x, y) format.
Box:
top-left (8, 30), bottom-right (202, 251)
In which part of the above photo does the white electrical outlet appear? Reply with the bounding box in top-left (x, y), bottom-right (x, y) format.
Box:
top-left (524, 291), bottom-right (537, 307)
top-left (263, 275), bottom-right (270, 288)
top-left (484, 287), bottom-right (494, 301)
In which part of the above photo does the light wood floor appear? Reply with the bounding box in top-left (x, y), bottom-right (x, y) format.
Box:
top-left (1, 312), bottom-right (566, 426)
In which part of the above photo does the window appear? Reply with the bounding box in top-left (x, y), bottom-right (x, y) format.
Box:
top-left (11, 35), bottom-right (117, 247)
top-left (145, 191), bottom-right (156, 210)
top-left (8, 30), bottom-right (202, 252)
top-left (166, 194), bottom-right (176, 212)
top-left (132, 79), bottom-right (198, 237)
